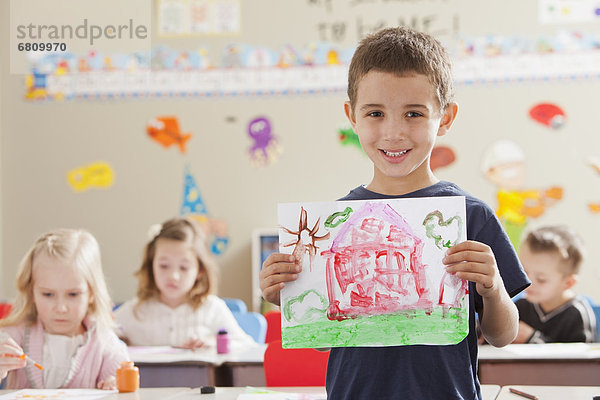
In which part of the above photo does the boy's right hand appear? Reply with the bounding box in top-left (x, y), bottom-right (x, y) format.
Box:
top-left (0, 332), bottom-right (27, 380)
top-left (259, 253), bottom-right (300, 306)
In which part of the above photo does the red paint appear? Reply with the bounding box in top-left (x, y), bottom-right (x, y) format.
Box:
top-left (438, 271), bottom-right (468, 307)
top-left (322, 202), bottom-right (433, 320)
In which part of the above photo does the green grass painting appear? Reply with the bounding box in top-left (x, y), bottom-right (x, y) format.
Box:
top-left (282, 306), bottom-right (468, 348)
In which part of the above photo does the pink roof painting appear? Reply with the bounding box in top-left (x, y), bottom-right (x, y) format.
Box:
top-left (321, 201), bottom-right (433, 321)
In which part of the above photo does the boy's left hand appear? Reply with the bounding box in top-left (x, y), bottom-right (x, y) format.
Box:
top-left (443, 240), bottom-right (501, 298)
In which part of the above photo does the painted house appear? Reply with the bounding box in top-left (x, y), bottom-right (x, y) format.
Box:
top-left (321, 202), bottom-right (432, 321)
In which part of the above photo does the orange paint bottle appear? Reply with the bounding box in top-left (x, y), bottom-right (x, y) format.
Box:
top-left (116, 361), bottom-right (139, 393)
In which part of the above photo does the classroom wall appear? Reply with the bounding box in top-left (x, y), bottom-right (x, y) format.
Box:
top-left (1, 1), bottom-right (600, 308)
top-left (0, 26), bottom-right (3, 302)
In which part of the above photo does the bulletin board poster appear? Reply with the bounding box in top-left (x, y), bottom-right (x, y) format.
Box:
top-left (278, 196), bottom-right (469, 349)
top-left (157, 0), bottom-right (241, 37)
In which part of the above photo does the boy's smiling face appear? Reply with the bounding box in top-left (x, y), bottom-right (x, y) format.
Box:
top-left (345, 70), bottom-right (457, 195)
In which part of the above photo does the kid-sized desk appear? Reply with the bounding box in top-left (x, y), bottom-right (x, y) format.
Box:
top-left (192, 385), bottom-right (502, 400)
top-left (496, 385), bottom-right (600, 399)
top-left (0, 385), bottom-right (502, 399)
top-left (478, 343), bottom-right (600, 386)
top-left (128, 345), bottom-right (267, 387)
top-left (0, 388), bottom-right (190, 399)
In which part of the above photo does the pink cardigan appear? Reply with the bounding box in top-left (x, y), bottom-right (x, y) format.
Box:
top-left (2, 319), bottom-right (129, 389)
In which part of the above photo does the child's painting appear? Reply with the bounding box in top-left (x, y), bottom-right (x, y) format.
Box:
top-left (278, 197), bottom-right (468, 349)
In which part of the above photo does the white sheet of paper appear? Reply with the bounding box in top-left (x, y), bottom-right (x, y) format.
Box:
top-left (278, 196), bottom-right (468, 348)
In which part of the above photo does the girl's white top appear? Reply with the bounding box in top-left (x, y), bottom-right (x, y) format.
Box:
top-left (114, 295), bottom-right (257, 349)
top-left (43, 332), bottom-right (85, 388)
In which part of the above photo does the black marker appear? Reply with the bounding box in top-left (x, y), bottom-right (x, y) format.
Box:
top-left (200, 385), bottom-right (216, 394)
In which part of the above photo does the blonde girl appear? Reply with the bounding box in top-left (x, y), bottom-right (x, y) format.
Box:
top-left (114, 217), bottom-right (255, 350)
top-left (0, 229), bottom-right (129, 389)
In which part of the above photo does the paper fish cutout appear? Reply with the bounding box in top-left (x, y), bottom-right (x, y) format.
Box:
top-left (529, 103), bottom-right (566, 129)
top-left (146, 117), bottom-right (192, 153)
top-left (67, 161), bottom-right (114, 192)
top-left (430, 146), bottom-right (456, 170)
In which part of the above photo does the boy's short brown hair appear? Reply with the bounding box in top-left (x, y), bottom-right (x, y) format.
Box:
top-left (347, 26), bottom-right (455, 112)
top-left (522, 225), bottom-right (585, 274)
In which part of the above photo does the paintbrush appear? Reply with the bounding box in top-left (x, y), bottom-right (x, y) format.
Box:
top-left (1, 352), bottom-right (43, 370)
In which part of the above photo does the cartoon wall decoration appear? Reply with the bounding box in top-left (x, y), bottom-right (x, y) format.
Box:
top-left (247, 116), bottom-right (281, 167)
top-left (539, 0), bottom-right (600, 24)
top-left (430, 146), bottom-right (456, 171)
top-left (278, 197), bottom-right (468, 349)
top-left (146, 117), bottom-right (192, 154)
top-left (180, 165), bottom-right (229, 255)
top-left (481, 140), bottom-right (563, 250)
top-left (25, 71), bottom-right (48, 100)
top-left (589, 156), bottom-right (600, 214)
top-left (337, 125), bottom-right (363, 153)
top-left (67, 161), bottom-right (114, 192)
top-left (528, 103), bottom-right (566, 129)
top-left (24, 29), bottom-right (600, 101)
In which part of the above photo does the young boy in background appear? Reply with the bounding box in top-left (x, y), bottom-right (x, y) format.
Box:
top-left (260, 27), bottom-right (530, 399)
top-left (514, 225), bottom-right (597, 343)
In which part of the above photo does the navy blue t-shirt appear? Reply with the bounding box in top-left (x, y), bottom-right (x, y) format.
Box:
top-left (326, 181), bottom-right (530, 400)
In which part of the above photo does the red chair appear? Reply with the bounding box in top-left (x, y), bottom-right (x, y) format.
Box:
top-left (263, 339), bottom-right (330, 386)
top-left (264, 310), bottom-right (282, 343)
top-left (0, 303), bottom-right (12, 319)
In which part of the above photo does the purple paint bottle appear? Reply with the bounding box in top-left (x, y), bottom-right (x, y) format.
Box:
top-left (216, 329), bottom-right (230, 354)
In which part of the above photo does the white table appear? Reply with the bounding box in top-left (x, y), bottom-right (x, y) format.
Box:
top-left (478, 343), bottom-right (600, 386)
top-left (496, 385), bottom-right (600, 400)
top-left (128, 345), bottom-right (266, 387)
top-left (481, 384), bottom-right (501, 400)
top-left (0, 385), bottom-right (503, 399)
top-left (0, 387), bottom-right (189, 399)
top-left (187, 386), bottom-right (327, 399)
top-left (165, 385), bottom-right (501, 399)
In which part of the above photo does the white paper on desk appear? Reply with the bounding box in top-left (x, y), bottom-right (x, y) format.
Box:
top-left (278, 196), bottom-right (469, 348)
top-left (127, 345), bottom-right (219, 364)
top-left (503, 343), bottom-right (600, 358)
top-left (0, 389), bottom-right (116, 399)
